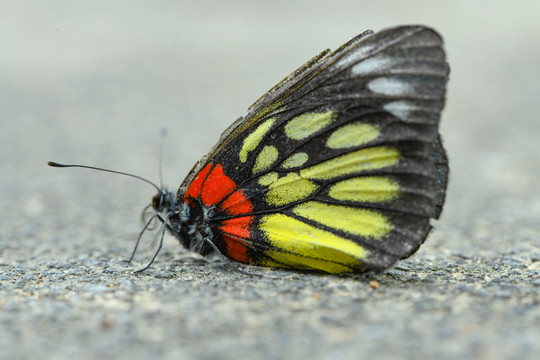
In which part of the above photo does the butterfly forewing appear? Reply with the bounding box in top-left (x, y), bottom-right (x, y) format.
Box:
top-left (176, 25), bottom-right (449, 273)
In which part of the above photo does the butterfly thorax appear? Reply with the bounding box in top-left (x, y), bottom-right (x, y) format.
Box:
top-left (160, 194), bottom-right (216, 257)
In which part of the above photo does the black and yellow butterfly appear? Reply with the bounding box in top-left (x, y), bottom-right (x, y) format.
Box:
top-left (50, 25), bottom-right (449, 274)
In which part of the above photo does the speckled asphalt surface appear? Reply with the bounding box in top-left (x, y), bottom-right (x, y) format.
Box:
top-left (1, 2), bottom-right (539, 360)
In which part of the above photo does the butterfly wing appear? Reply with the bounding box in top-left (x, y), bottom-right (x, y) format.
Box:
top-left (179, 25), bottom-right (449, 273)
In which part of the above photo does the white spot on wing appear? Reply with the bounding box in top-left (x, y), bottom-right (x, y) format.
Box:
top-left (383, 101), bottom-right (417, 120)
top-left (368, 77), bottom-right (412, 96)
top-left (351, 56), bottom-right (393, 76)
top-left (336, 44), bottom-right (374, 68)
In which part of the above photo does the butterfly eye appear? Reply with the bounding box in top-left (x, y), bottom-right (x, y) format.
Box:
top-left (152, 193), bottom-right (163, 211)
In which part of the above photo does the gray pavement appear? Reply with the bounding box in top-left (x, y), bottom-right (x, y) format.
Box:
top-left (1, 1), bottom-right (539, 359)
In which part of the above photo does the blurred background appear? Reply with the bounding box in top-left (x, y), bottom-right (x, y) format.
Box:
top-left (1, 1), bottom-right (539, 358)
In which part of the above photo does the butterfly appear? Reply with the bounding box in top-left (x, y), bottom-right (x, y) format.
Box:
top-left (50, 25), bottom-right (449, 274)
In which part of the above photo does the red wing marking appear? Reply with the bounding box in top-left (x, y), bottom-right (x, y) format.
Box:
top-left (184, 164), bottom-right (212, 204)
top-left (220, 217), bottom-right (252, 237)
top-left (184, 163), bottom-right (255, 263)
top-left (201, 164), bottom-right (236, 206)
top-left (220, 216), bottom-right (253, 263)
top-left (221, 190), bottom-right (254, 215)
top-left (221, 234), bottom-right (249, 263)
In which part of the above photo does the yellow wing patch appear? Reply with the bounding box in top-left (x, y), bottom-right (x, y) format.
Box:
top-left (281, 152), bottom-right (309, 169)
top-left (326, 122), bottom-right (380, 149)
top-left (284, 111), bottom-right (336, 140)
top-left (239, 118), bottom-right (275, 163)
top-left (253, 145), bottom-right (279, 174)
top-left (292, 201), bottom-right (393, 239)
top-left (258, 172), bottom-right (279, 186)
top-left (259, 213), bottom-right (366, 273)
top-left (328, 176), bottom-right (399, 203)
top-left (264, 173), bottom-right (319, 206)
top-left (300, 146), bottom-right (400, 180)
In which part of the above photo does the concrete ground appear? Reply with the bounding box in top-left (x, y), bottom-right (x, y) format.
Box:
top-left (1, 1), bottom-right (539, 359)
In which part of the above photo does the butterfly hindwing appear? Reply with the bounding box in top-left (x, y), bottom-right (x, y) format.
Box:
top-left (177, 25), bottom-right (449, 273)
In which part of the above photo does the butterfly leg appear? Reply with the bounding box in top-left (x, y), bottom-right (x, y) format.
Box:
top-left (133, 211), bottom-right (174, 273)
top-left (128, 212), bottom-right (161, 263)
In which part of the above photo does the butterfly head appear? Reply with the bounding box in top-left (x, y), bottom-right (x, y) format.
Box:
top-left (151, 188), bottom-right (177, 213)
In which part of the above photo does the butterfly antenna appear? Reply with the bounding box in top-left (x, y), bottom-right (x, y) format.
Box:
top-left (47, 161), bottom-right (161, 192)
